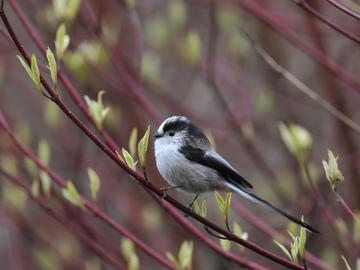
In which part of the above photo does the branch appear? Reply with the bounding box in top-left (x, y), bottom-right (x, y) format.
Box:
top-left (0, 5), bottom-right (306, 269)
top-left (324, 0), bottom-right (360, 21)
top-left (0, 167), bottom-right (126, 270)
top-left (295, 1), bottom-right (360, 45)
top-left (0, 114), bottom-right (176, 270)
top-left (210, 0), bottom-right (360, 95)
top-left (232, 201), bottom-right (335, 270)
top-left (244, 32), bottom-right (360, 136)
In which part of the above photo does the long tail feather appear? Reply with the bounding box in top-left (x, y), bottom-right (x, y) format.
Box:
top-left (226, 182), bottom-right (319, 233)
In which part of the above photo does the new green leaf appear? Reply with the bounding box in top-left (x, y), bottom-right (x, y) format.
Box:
top-left (129, 127), bottom-right (138, 156)
top-left (55, 24), bottom-right (70, 60)
top-left (46, 47), bottom-right (58, 85)
top-left (274, 240), bottom-right (292, 261)
top-left (220, 239), bottom-right (231, 252)
top-left (322, 149), bottom-right (344, 191)
top-left (278, 122), bottom-right (313, 164)
top-left (179, 241), bottom-right (193, 270)
top-left (122, 148), bottom-right (137, 171)
top-left (40, 171), bottom-right (51, 199)
top-left (38, 139), bottom-right (51, 166)
top-left (84, 90), bottom-right (110, 132)
top-left (87, 168), bottom-right (101, 201)
top-left (17, 54), bottom-right (43, 93)
top-left (214, 191), bottom-right (232, 229)
top-left (299, 216), bottom-right (307, 259)
top-left (62, 181), bottom-right (84, 209)
top-left (138, 125), bottom-right (150, 167)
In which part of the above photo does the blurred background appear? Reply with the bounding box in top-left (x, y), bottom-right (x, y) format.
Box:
top-left (0, 0), bottom-right (360, 269)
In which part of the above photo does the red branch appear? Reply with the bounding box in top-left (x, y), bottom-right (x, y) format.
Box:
top-left (0, 168), bottom-right (126, 270)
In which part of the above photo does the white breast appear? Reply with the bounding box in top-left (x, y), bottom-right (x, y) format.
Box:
top-left (154, 139), bottom-right (182, 186)
top-left (154, 139), bottom-right (226, 193)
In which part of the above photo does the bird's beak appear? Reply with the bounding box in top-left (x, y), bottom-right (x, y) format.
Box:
top-left (154, 132), bottom-right (162, 139)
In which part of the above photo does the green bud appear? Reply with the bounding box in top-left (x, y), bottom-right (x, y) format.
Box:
top-left (322, 149), bottom-right (344, 191)
top-left (278, 122), bottom-right (313, 164)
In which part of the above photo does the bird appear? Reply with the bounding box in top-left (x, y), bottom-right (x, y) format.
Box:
top-left (154, 116), bottom-right (319, 233)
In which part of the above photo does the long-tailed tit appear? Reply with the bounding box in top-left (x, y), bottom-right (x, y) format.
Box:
top-left (154, 116), bottom-right (318, 233)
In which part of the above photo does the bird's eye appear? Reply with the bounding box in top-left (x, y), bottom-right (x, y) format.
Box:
top-left (169, 131), bottom-right (175, 137)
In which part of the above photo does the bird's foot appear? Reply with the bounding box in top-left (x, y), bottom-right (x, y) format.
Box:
top-left (184, 194), bottom-right (199, 217)
top-left (160, 185), bottom-right (182, 199)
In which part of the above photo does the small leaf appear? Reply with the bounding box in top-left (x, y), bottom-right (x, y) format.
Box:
top-left (341, 255), bottom-right (352, 270)
top-left (129, 127), bottom-right (138, 157)
top-left (290, 237), bottom-right (299, 263)
top-left (17, 55), bottom-right (34, 84)
top-left (214, 191), bottom-right (225, 209)
top-left (201, 199), bottom-right (207, 218)
top-left (178, 241), bottom-right (193, 270)
top-left (87, 168), bottom-right (101, 201)
top-left (115, 150), bottom-right (125, 163)
top-left (166, 252), bottom-right (180, 269)
top-left (55, 24), bottom-right (70, 60)
top-left (233, 222), bottom-right (242, 237)
top-left (120, 238), bottom-right (135, 260)
top-left (138, 125), bottom-right (150, 168)
top-left (53, 0), bottom-right (80, 22)
top-left (40, 171), bottom-right (51, 199)
top-left (167, 0), bottom-right (187, 31)
top-left (17, 55), bottom-right (43, 93)
top-left (274, 240), bottom-right (292, 261)
top-left (278, 122), bottom-right (313, 164)
top-left (194, 199), bottom-right (200, 216)
top-left (62, 181), bottom-right (84, 209)
top-left (322, 149), bottom-right (344, 191)
top-left (299, 216), bottom-right (307, 259)
top-left (220, 239), bottom-right (231, 252)
top-left (84, 90), bottom-right (110, 132)
top-left (46, 47), bottom-right (58, 85)
top-left (31, 54), bottom-right (42, 91)
top-left (179, 31), bottom-right (202, 65)
top-left (31, 179), bottom-right (40, 197)
top-left (122, 148), bottom-right (137, 171)
top-left (24, 157), bottom-right (38, 178)
top-left (38, 139), bottom-right (51, 166)
top-left (128, 253), bottom-right (139, 270)
top-left (215, 191), bottom-right (231, 227)
top-left (223, 192), bottom-right (232, 226)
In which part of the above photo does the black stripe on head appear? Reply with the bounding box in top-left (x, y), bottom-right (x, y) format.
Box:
top-left (163, 116), bottom-right (210, 144)
top-left (162, 117), bottom-right (189, 133)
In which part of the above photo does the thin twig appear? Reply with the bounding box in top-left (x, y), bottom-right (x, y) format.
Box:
top-left (296, 1), bottom-right (360, 45)
top-left (245, 33), bottom-right (360, 136)
top-left (324, 0), bottom-right (360, 21)
top-left (0, 167), bottom-right (126, 270)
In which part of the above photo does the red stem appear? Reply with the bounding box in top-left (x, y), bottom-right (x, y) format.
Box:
top-left (0, 168), bottom-right (126, 270)
top-left (192, 0), bottom-right (360, 96)
top-left (0, 118), bottom-right (176, 270)
top-left (296, 1), bottom-right (360, 45)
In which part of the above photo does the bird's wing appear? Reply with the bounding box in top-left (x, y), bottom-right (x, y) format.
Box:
top-left (179, 145), bottom-right (253, 189)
